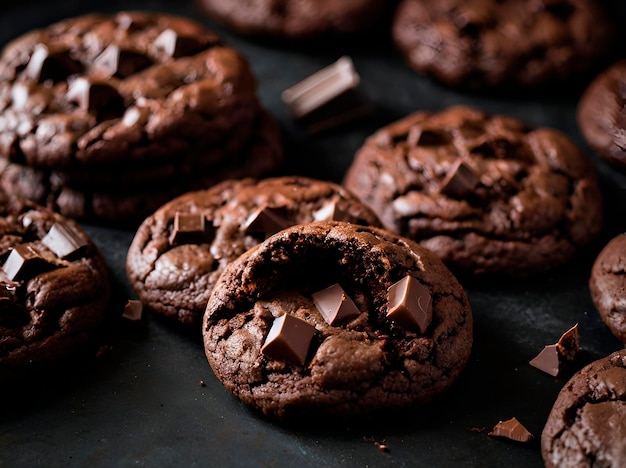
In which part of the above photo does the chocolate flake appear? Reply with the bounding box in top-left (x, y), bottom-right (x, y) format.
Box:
top-left (169, 212), bottom-right (212, 245)
top-left (312, 283), bottom-right (361, 326)
top-left (41, 222), bottom-right (88, 259)
top-left (243, 205), bottom-right (291, 238)
top-left (24, 44), bottom-right (83, 83)
top-left (2, 243), bottom-right (59, 281)
top-left (386, 275), bottom-right (432, 333)
top-left (261, 314), bottom-right (316, 366)
top-left (488, 417), bottom-right (533, 443)
top-left (530, 324), bottom-right (579, 377)
top-left (313, 198), bottom-right (358, 224)
top-left (122, 299), bottom-right (143, 322)
top-left (440, 159), bottom-right (480, 199)
top-left (93, 45), bottom-right (152, 78)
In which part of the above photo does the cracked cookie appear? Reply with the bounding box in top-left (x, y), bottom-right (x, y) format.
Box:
top-left (202, 221), bottom-right (473, 420)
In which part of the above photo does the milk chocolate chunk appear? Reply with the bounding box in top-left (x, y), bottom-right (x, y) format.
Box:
top-left (2, 243), bottom-right (59, 281)
top-left (489, 417), bottom-right (533, 443)
top-left (24, 44), bottom-right (84, 83)
top-left (154, 29), bottom-right (205, 58)
top-left (312, 283), bottom-right (361, 326)
top-left (530, 324), bottom-right (579, 377)
top-left (387, 275), bottom-right (432, 332)
top-left (65, 77), bottom-right (123, 115)
top-left (261, 314), bottom-right (316, 366)
top-left (243, 205), bottom-right (291, 237)
top-left (440, 159), bottom-right (480, 199)
top-left (313, 198), bottom-right (358, 224)
top-left (41, 222), bottom-right (88, 259)
top-left (93, 45), bottom-right (152, 78)
top-left (169, 212), bottom-right (212, 245)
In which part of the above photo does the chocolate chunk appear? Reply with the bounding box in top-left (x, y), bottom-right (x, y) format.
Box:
top-left (440, 159), bottom-right (480, 199)
top-left (24, 44), bottom-right (84, 83)
top-left (154, 29), bottom-right (204, 58)
top-left (169, 212), bottom-right (212, 245)
top-left (41, 222), bottom-right (88, 259)
top-left (243, 205), bottom-right (291, 238)
top-left (261, 314), bottom-right (316, 366)
top-left (313, 198), bottom-right (358, 223)
top-left (386, 275), bottom-right (432, 332)
top-left (312, 283), bottom-right (361, 326)
top-left (415, 129), bottom-right (453, 147)
top-left (281, 56), bottom-right (369, 133)
top-left (0, 280), bottom-right (18, 303)
top-left (122, 299), bottom-right (143, 322)
top-left (93, 45), bottom-right (152, 78)
top-left (2, 243), bottom-right (59, 281)
top-left (488, 417), bottom-right (533, 443)
top-left (65, 77), bottom-right (123, 115)
top-left (530, 324), bottom-right (579, 377)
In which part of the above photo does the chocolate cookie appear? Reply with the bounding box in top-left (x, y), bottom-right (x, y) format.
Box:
top-left (0, 191), bottom-right (111, 383)
top-left (343, 106), bottom-right (603, 275)
top-left (589, 234), bottom-right (626, 344)
top-left (577, 60), bottom-right (626, 169)
top-left (127, 177), bottom-right (381, 327)
top-left (541, 349), bottom-right (626, 467)
top-left (0, 11), bottom-right (282, 224)
top-left (203, 222), bottom-right (473, 420)
top-left (195, 0), bottom-right (389, 39)
top-left (392, 0), bottom-right (615, 88)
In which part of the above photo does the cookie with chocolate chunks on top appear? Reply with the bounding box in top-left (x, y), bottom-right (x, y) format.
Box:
top-left (202, 222), bottom-right (472, 421)
top-left (126, 176), bottom-right (381, 328)
top-left (343, 106), bottom-right (603, 275)
top-left (0, 190), bottom-right (110, 383)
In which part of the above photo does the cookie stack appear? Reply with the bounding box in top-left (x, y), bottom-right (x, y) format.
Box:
top-left (0, 11), bottom-right (283, 224)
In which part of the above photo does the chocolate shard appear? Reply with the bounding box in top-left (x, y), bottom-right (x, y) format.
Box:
top-left (24, 44), bottom-right (84, 83)
top-left (2, 243), bottom-right (60, 281)
top-left (154, 28), bottom-right (204, 58)
top-left (261, 314), bottom-right (316, 366)
top-left (440, 159), bottom-right (480, 199)
top-left (93, 45), bottom-right (152, 78)
top-left (65, 77), bottom-right (123, 115)
top-left (488, 417), bottom-right (533, 443)
top-left (169, 212), bottom-right (213, 245)
top-left (312, 283), bottom-right (361, 326)
top-left (313, 198), bottom-right (358, 224)
top-left (41, 222), bottom-right (88, 259)
top-left (243, 205), bottom-right (291, 238)
top-left (281, 56), bottom-right (369, 133)
top-left (122, 299), bottom-right (143, 322)
top-left (386, 275), bottom-right (433, 333)
top-left (530, 324), bottom-right (579, 377)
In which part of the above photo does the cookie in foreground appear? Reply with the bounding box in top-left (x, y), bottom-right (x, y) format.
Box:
top-left (541, 349), bottom-right (626, 467)
top-left (343, 105), bottom-right (603, 275)
top-left (0, 191), bottom-right (111, 383)
top-left (203, 221), bottom-right (473, 420)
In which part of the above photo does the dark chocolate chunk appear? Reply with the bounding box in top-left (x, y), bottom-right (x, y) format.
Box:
top-left (440, 159), bottom-right (480, 199)
top-left (122, 299), bottom-right (143, 322)
top-left (154, 29), bottom-right (204, 58)
top-left (93, 45), bottom-right (152, 78)
top-left (530, 324), bottom-right (579, 377)
top-left (65, 77), bottom-right (123, 115)
top-left (313, 198), bottom-right (358, 223)
top-left (2, 243), bottom-right (59, 281)
top-left (312, 283), bottom-right (361, 326)
top-left (488, 417), bottom-right (533, 443)
top-left (243, 205), bottom-right (291, 237)
top-left (24, 44), bottom-right (84, 83)
top-left (169, 212), bottom-right (212, 245)
top-left (41, 222), bottom-right (88, 259)
top-left (261, 314), bottom-right (316, 366)
top-left (415, 129), bottom-right (453, 147)
top-left (386, 275), bottom-right (432, 332)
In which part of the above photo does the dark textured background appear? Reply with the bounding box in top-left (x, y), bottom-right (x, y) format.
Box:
top-left (1, 1), bottom-right (625, 466)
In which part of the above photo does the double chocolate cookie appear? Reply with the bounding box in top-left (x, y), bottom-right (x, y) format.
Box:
top-left (577, 60), bottom-right (626, 169)
top-left (203, 222), bottom-right (473, 420)
top-left (343, 106), bottom-right (603, 275)
top-left (126, 176), bottom-right (381, 327)
top-left (195, 0), bottom-right (390, 39)
top-left (0, 11), bottom-right (282, 224)
top-left (541, 349), bottom-right (626, 467)
top-left (589, 234), bottom-right (626, 345)
top-left (0, 191), bottom-right (110, 383)
top-left (392, 0), bottom-right (615, 88)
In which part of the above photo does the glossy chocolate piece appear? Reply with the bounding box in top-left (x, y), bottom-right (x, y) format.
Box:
top-left (440, 159), bottom-right (480, 199)
top-left (261, 314), bottom-right (316, 366)
top-left (154, 29), bottom-right (205, 58)
top-left (93, 45), bottom-right (152, 78)
top-left (387, 275), bottom-right (432, 332)
top-left (530, 324), bottom-right (579, 377)
top-left (24, 44), bottom-right (84, 83)
top-left (313, 198), bottom-right (358, 223)
top-left (489, 417), bottom-right (533, 443)
top-left (65, 77), bottom-right (123, 115)
top-left (169, 212), bottom-right (212, 245)
top-left (41, 222), bottom-right (88, 259)
top-left (312, 283), bottom-right (361, 326)
top-left (243, 205), bottom-right (291, 237)
top-left (2, 243), bottom-right (59, 281)
top-left (122, 299), bottom-right (143, 322)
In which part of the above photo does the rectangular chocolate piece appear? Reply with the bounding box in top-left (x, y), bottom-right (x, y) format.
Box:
top-left (261, 314), bottom-right (316, 366)
top-left (169, 212), bottom-right (212, 245)
top-left (2, 243), bottom-right (59, 281)
top-left (387, 275), bottom-right (432, 333)
top-left (242, 205), bottom-right (291, 238)
top-left (312, 283), bottom-right (360, 326)
top-left (41, 222), bottom-right (88, 259)
top-left (440, 159), bottom-right (480, 199)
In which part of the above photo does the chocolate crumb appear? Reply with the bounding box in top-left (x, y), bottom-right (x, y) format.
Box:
top-left (199, 380), bottom-right (206, 387)
top-left (530, 324), bottom-right (579, 376)
top-left (488, 417), bottom-right (533, 443)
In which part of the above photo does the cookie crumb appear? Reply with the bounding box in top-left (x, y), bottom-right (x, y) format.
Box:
top-left (199, 380), bottom-right (206, 387)
top-left (364, 436), bottom-right (390, 453)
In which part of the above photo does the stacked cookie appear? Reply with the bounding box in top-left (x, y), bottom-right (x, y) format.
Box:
top-left (0, 11), bottom-right (283, 224)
